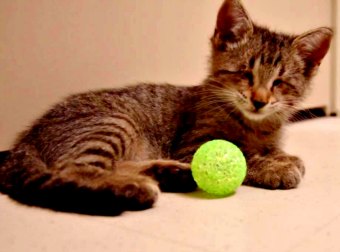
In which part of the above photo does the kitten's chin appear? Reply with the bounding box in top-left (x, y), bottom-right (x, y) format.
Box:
top-left (240, 109), bottom-right (271, 121)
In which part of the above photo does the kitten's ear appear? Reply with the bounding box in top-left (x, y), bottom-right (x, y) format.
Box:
top-left (293, 27), bottom-right (333, 67)
top-left (212, 0), bottom-right (253, 49)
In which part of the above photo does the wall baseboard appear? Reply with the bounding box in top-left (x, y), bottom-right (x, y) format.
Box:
top-left (289, 107), bottom-right (328, 122)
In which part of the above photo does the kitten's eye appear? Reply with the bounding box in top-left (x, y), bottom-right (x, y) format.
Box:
top-left (272, 79), bottom-right (283, 87)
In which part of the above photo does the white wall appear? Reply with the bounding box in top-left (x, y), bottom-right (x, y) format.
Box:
top-left (0, 0), bottom-right (221, 149)
top-left (0, 0), bottom-right (333, 150)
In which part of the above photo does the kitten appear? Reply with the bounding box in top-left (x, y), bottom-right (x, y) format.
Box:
top-left (0, 0), bottom-right (332, 215)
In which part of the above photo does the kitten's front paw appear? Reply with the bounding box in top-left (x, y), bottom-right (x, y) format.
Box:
top-left (245, 154), bottom-right (305, 189)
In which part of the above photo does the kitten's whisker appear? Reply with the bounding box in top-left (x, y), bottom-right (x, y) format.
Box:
top-left (277, 102), bottom-right (309, 122)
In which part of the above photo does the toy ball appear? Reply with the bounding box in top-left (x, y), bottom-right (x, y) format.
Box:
top-left (191, 139), bottom-right (247, 196)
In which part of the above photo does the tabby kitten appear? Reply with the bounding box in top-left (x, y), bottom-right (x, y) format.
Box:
top-left (0, 0), bottom-right (332, 215)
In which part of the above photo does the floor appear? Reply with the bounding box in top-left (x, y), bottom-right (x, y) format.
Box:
top-left (1, 117), bottom-right (340, 252)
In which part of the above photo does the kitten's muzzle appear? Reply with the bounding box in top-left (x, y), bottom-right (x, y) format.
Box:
top-left (251, 87), bottom-right (270, 111)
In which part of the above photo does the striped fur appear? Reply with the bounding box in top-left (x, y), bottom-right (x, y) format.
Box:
top-left (0, 0), bottom-right (332, 215)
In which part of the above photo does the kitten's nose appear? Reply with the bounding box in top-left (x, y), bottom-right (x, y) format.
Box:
top-left (252, 100), bottom-right (267, 110)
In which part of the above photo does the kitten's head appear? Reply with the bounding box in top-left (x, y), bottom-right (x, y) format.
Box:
top-left (207, 0), bottom-right (332, 121)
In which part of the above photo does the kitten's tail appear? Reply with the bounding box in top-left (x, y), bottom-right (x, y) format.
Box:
top-left (0, 144), bottom-right (158, 215)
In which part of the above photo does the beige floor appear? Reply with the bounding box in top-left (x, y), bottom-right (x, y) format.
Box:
top-left (1, 117), bottom-right (340, 252)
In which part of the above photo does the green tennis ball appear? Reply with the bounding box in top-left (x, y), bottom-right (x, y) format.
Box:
top-left (191, 140), bottom-right (247, 196)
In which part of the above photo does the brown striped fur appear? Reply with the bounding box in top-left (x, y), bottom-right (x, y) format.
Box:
top-left (0, 0), bottom-right (332, 215)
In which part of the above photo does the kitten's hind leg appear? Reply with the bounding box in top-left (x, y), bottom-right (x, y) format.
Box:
top-left (48, 165), bottom-right (160, 213)
top-left (7, 161), bottom-right (159, 215)
top-left (116, 160), bottom-right (197, 192)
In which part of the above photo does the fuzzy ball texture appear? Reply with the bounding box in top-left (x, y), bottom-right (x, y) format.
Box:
top-left (191, 140), bottom-right (247, 196)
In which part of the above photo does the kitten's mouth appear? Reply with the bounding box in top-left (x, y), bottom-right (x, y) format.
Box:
top-left (234, 95), bottom-right (271, 121)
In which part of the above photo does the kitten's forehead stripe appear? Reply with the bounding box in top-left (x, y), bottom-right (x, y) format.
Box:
top-left (266, 66), bottom-right (281, 89)
top-left (273, 54), bottom-right (282, 67)
top-left (259, 49), bottom-right (282, 67)
top-left (252, 54), bottom-right (282, 89)
top-left (266, 55), bottom-right (274, 65)
top-left (279, 64), bottom-right (286, 76)
top-left (249, 56), bottom-right (255, 69)
top-left (260, 54), bottom-right (265, 65)
top-left (252, 57), bottom-right (262, 88)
